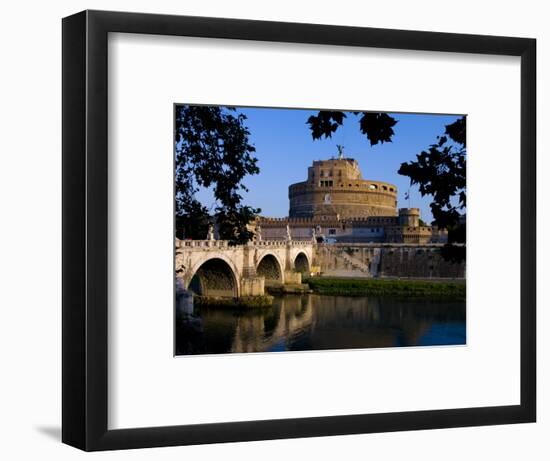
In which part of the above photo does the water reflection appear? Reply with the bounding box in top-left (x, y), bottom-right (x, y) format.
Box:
top-left (175, 294), bottom-right (465, 355)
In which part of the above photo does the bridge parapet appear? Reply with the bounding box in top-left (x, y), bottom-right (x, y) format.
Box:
top-left (288, 240), bottom-right (314, 247)
top-left (253, 240), bottom-right (313, 246)
top-left (252, 240), bottom-right (288, 248)
top-left (252, 240), bottom-right (313, 248)
top-left (176, 239), bottom-right (230, 249)
top-left (176, 239), bottom-right (316, 250)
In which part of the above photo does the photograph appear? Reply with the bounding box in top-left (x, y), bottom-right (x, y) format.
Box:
top-left (0, 0), bottom-right (540, 456)
top-left (174, 104), bottom-right (467, 355)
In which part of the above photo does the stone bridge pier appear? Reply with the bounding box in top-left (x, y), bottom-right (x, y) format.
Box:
top-left (175, 239), bottom-right (316, 298)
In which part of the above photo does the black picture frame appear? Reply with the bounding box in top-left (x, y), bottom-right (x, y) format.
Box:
top-left (62, 10), bottom-right (536, 451)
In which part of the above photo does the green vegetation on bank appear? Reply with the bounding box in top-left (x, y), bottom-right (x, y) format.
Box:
top-left (266, 283), bottom-right (312, 295)
top-left (193, 295), bottom-right (274, 309)
top-left (306, 277), bottom-right (466, 300)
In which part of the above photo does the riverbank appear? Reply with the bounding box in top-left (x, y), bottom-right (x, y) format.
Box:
top-left (266, 283), bottom-right (312, 295)
top-left (306, 277), bottom-right (466, 300)
top-left (193, 295), bottom-right (274, 309)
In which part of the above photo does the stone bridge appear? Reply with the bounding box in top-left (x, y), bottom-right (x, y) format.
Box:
top-left (175, 239), bottom-right (315, 297)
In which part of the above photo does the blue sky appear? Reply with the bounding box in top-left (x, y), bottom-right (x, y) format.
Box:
top-left (195, 107), bottom-right (463, 223)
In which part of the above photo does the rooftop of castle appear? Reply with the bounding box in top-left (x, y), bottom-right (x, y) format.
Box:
top-left (313, 157), bottom-right (358, 164)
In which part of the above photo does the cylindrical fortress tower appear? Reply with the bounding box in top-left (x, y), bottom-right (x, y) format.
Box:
top-left (398, 208), bottom-right (420, 227)
top-left (288, 158), bottom-right (398, 218)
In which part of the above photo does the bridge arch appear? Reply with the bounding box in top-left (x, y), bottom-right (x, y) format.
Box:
top-left (256, 253), bottom-right (284, 283)
top-left (293, 251), bottom-right (311, 274)
top-left (187, 256), bottom-right (240, 297)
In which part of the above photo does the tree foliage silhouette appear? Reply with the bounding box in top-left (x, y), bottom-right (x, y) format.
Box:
top-left (398, 116), bottom-right (466, 229)
top-left (398, 116), bottom-right (466, 262)
top-left (175, 105), bottom-right (260, 245)
top-left (307, 110), bottom-right (398, 145)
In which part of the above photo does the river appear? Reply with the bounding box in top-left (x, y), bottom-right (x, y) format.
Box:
top-left (175, 293), bottom-right (465, 355)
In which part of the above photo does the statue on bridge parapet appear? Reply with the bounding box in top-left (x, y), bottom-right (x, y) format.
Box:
top-left (254, 222), bottom-right (262, 242)
top-left (285, 223), bottom-right (292, 242)
top-left (207, 224), bottom-right (215, 241)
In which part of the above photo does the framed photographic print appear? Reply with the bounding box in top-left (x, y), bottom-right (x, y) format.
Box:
top-left (62, 10), bottom-right (536, 451)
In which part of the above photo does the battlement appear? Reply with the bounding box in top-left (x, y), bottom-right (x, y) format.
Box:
top-left (349, 216), bottom-right (399, 226)
top-left (259, 208), bottom-right (425, 229)
top-left (289, 180), bottom-right (398, 195)
top-left (386, 226), bottom-right (434, 233)
top-left (258, 215), bottom-right (342, 225)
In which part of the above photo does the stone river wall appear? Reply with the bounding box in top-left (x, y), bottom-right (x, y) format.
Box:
top-left (316, 243), bottom-right (465, 279)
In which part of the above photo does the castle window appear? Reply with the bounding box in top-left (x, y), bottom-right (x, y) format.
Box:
top-left (389, 187), bottom-right (394, 192)
top-left (382, 185), bottom-right (388, 191)
top-left (369, 184), bottom-right (377, 190)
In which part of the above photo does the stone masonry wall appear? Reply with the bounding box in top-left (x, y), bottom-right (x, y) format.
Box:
top-left (316, 244), bottom-right (465, 279)
top-left (377, 246), bottom-right (465, 278)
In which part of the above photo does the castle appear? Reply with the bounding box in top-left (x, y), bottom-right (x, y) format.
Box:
top-left (257, 150), bottom-right (447, 244)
